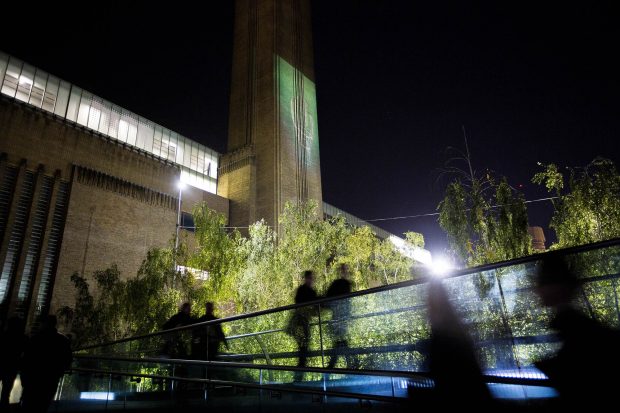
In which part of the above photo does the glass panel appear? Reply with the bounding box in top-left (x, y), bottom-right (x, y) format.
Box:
top-left (152, 126), bottom-right (163, 157)
top-left (108, 104), bottom-right (122, 139)
top-left (87, 97), bottom-right (102, 130)
top-left (96, 99), bottom-right (112, 135)
top-left (1, 57), bottom-right (22, 98)
top-left (54, 80), bottom-right (71, 117)
top-left (76, 92), bottom-right (91, 126)
top-left (28, 69), bottom-right (47, 108)
top-left (136, 118), bottom-right (154, 151)
top-left (0, 51), bottom-right (8, 86)
top-left (15, 63), bottom-right (35, 102)
top-left (43, 75), bottom-right (59, 113)
top-left (66, 85), bottom-right (82, 122)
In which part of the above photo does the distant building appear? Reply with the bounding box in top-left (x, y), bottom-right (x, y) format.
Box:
top-left (528, 226), bottom-right (546, 251)
top-left (0, 0), bottom-right (428, 328)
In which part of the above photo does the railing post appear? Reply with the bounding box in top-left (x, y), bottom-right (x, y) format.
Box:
top-left (317, 303), bottom-right (326, 369)
top-left (105, 373), bottom-right (112, 411)
top-left (317, 303), bottom-right (327, 396)
top-left (259, 368), bottom-right (263, 412)
top-left (494, 269), bottom-right (521, 370)
top-left (204, 361), bottom-right (209, 403)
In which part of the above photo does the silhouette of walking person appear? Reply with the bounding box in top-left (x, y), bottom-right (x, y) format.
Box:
top-left (534, 255), bottom-right (620, 408)
top-left (425, 280), bottom-right (492, 409)
top-left (162, 302), bottom-right (194, 358)
top-left (0, 316), bottom-right (28, 409)
top-left (20, 315), bottom-right (72, 413)
top-left (193, 302), bottom-right (227, 361)
top-left (287, 271), bottom-right (317, 381)
top-left (325, 264), bottom-right (355, 369)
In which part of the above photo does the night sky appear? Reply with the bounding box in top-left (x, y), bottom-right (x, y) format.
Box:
top-left (2, 1), bottom-right (618, 256)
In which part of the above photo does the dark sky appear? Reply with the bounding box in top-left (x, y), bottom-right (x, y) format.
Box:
top-left (2, 1), bottom-right (619, 256)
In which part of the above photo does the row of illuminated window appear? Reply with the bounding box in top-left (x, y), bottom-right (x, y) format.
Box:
top-left (0, 52), bottom-right (219, 194)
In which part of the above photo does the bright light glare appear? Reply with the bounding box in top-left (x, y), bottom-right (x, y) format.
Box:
top-left (80, 392), bottom-right (115, 401)
top-left (430, 257), bottom-right (453, 277)
top-left (18, 75), bottom-right (32, 85)
top-left (177, 180), bottom-right (187, 190)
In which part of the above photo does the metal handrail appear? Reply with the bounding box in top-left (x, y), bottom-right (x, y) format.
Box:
top-left (67, 367), bottom-right (414, 404)
top-left (74, 355), bottom-right (429, 379)
top-left (76, 237), bottom-right (620, 351)
top-left (75, 332), bottom-right (559, 369)
top-left (71, 355), bottom-right (551, 387)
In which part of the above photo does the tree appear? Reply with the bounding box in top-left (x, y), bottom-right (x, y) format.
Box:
top-left (62, 201), bottom-right (424, 346)
top-left (533, 157), bottom-right (620, 248)
top-left (189, 203), bottom-right (244, 304)
top-left (437, 133), bottom-right (531, 267)
top-left (59, 247), bottom-right (206, 346)
top-left (438, 176), bottom-right (531, 267)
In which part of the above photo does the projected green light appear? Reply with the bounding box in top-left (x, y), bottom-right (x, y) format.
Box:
top-left (278, 56), bottom-right (319, 167)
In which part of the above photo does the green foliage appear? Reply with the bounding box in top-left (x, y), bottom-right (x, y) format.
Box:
top-left (59, 248), bottom-right (206, 346)
top-left (533, 158), bottom-right (620, 248)
top-left (233, 201), bottom-right (416, 313)
top-left (438, 176), bottom-right (532, 266)
top-left (190, 203), bottom-right (244, 304)
top-left (404, 231), bottom-right (425, 249)
top-left (62, 200), bottom-right (421, 346)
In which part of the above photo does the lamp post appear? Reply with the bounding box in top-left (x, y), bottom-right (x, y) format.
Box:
top-left (174, 180), bottom-right (186, 272)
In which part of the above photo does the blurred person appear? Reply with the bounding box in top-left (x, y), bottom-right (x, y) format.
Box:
top-left (325, 264), bottom-right (355, 369)
top-left (162, 302), bottom-right (193, 330)
top-left (193, 302), bottom-right (227, 361)
top-left (287, 271), bottom-right (317, 380)
top-left (162, 302), bottom-right (194, 358)
top-left (20, 315), bottom-right (72, 413)
top-left (0, 316), bottom-right (28, 408)
top-left (534, 255), bottom-right (620, 408)
top-left (425, 280), bottom-right (492, 408)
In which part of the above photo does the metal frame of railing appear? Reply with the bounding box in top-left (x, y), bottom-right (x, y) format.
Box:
top-left (77, 237), bottom-right (620, 352)
top-left (72, 355), bottom-right (550, 386)
top-left (62, 355), bottom-right (552, 409)
top-left (65, 367), bottom-right (414, 405)
top-left (71, 237), bottom-right (618, 384)
top-left (59, 239), bottom-right (620, 410)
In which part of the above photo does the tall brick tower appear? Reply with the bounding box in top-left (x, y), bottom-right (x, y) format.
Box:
top-left (217, 0), bottom-right (322, 230)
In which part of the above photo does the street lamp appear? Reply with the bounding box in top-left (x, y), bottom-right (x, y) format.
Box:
top-left (430, 256), bottom-right (453, 277)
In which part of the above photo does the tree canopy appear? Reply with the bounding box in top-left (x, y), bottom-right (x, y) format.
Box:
top-left (438, 175), bottom-right (531, 267)
top-left (60, 200), bottom-right (424, 345)
top-left (533, 157), bottom-right (620, 248)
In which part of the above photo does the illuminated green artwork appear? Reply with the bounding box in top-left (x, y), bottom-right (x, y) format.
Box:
top-left (278, 56), bottom-right (320, 168)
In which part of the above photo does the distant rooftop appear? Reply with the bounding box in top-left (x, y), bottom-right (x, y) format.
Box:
top-left (0, 51), bottom-right (219, 194)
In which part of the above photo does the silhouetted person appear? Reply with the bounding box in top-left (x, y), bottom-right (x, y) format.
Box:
top-left (162, 303), bottom-right (194, 358)
top-left (0, 317), bottom-right (28, 408)
top-left (287, 271), bottom-right (317, 380)
top-left (20, 315), bottom-right (72, 413)
top-left (325, 264), bottom-right (354, 369)
top-left (163, 302), bottom-right (193, 330)
top-left (425, 280), bottom-right (492, 408)
top-left (534, 255), bottom-right (620, 408)
top-left (193, 302), bottom-right (228, 361)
